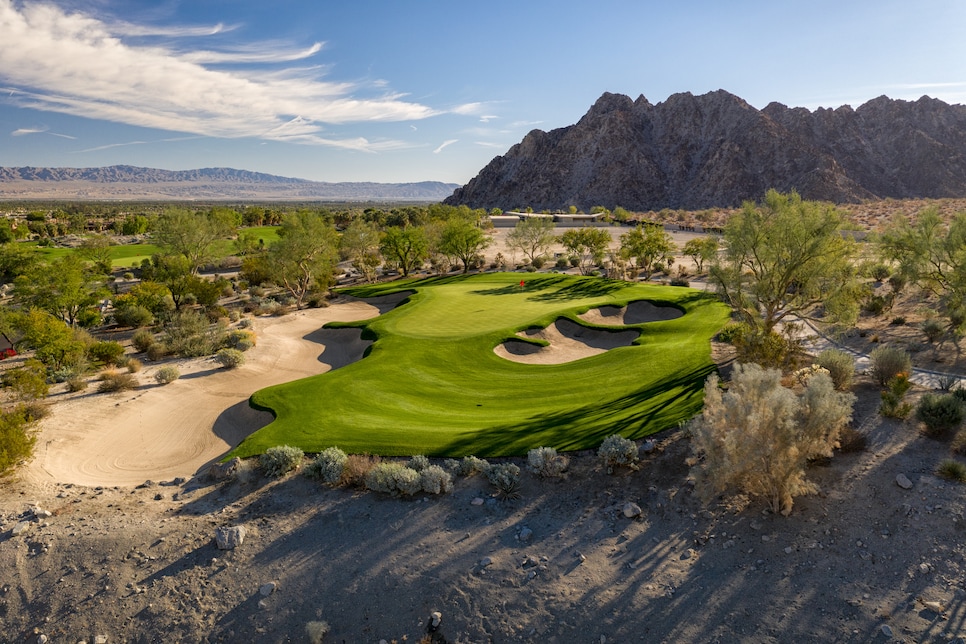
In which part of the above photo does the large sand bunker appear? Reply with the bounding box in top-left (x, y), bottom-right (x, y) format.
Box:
top-left (578, 300), bottom-right (683, 325)
top-left (494, 318), bottom-right (640, 365)
top-left (23, 294), bottom-right (406, 488)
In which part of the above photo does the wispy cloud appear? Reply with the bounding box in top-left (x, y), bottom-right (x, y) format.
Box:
top-left (433, 139), bottom-right (458, 154)
top-left (11, 125), bottom-right (76, 139)
top-left (0, 1), bottom-right (438, 150)
top-left (475, 141), bottom-right (508, 149)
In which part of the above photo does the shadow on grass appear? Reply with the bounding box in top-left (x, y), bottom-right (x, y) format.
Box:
top-left (436, 362), bottom-right (717, 456)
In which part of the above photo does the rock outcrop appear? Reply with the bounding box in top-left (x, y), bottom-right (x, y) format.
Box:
top-left (445, 90), bottom-right (966, 211)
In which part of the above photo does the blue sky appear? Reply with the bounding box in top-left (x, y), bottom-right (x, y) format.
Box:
top-left (1, 0), bottom-right (965, 184)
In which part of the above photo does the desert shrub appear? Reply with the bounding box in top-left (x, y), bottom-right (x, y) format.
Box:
top-left (868, 263), bottom-right (891, 281)
top-left (2, 359), bottom-right (49, 401)
top-left (890, 316), bottom-right (906, 326)
top-left (880, 374), bottom-right (913, 419)
top-left (145, 343), bottom-right (169, 362)
top-left (303, 447), bottom-right (348, 485)
top-left (0, 407), bottom-right (37, 475)
top-left (862, 294), bottom-right (888, 315)
top-left (888, 273), bottom-right (907, 295)
top-left (420, 465), bottom-right (454, 494)
top-left (343, 453), bottom-right (380, 487)
top-left (97, 369), bottom-right (138, 393)
top-left (238, 317), bottom-right (253, 329)
top-left (715, 321), bottom-right (746, 344)
top-left (527, 446), bottom-right (569, 478)
top-left (407, 454), bottom-right (431, 472)
top-left (113, 305), bottom-right (154, 328)
top-left (816, 348), bottom-right (855, 391)
top-left (19, 400), bottom-right (50, 422)
top-left (936, 373), bottom-right (959, 392)
top-left (837, 426), bottom-right (868, 453)
top-left (922, 319), bottom-right (945, 343)
top-left (215, 348), bottom-right (245, 369)
top-left (952, 429), bottom-right (966, 455)
top-left (131, 328), bottom-right (157, 354)
top-left (487, 463), bottom-right (522, 499)
top-left (453, 455), bottom-right (491, 477)
top-left (916, 394), bottom-right (965, 438)
top-left (669, 277), bottom-right (690, 287)
top-left (164, 310), bottom-right (226, 358)
top-left (869, 345), bottom-right (911, 387)
top-left (936, 459), bottom-right (966, 483)
top-left (66, 377), bottom-right (88, 392)
top-left (259, 445), bottom-right (304, 477)
top-left (793, 364), bottom-right (831, 387)
top-left (153, 365), bottom-right (180, 385)
top-left (555, 257), bottom-right (569, 269)
top-left (87, 340), bottom-right (126, 366)
top-left (689, 363), bottom-right (855, 516)
top-left (364, 462), bottom-right (422, 495)
top-left (598, 434), bottom-right (639, 473)
top-left (722, 323), bottom-right (796, 369)
top-left (531, 255), bottom-right (546, 269)
top-left (226, 329), bottom-right (256, 351)
top-left (125, 357), bottom-right (143, 373)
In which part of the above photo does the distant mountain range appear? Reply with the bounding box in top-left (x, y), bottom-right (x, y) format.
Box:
top-left (445, 90), bottom-right (966, 211)
top-left (0, 165), bottom-right (459, 201)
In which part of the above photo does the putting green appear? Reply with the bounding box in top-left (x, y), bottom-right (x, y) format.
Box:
top-left (231, 273), bottom-right (730, 458)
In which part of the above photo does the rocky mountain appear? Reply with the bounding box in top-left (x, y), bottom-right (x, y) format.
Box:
top-left (445, 90), bottom-right (966, 211)
top-left (0, 165), bottom-right (458, 201)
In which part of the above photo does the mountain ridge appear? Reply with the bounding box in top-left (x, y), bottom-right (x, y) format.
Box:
top-left (444, 90), bottom-right (966, 211)
top-left (0, 165), bottom-right (459, 201)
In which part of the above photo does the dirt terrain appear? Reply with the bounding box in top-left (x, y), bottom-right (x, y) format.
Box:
top-left (1, 227), bottom-right (966, 642)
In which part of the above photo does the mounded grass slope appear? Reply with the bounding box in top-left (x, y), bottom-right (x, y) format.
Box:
top-left (231, 273), bottom-right (730, 458)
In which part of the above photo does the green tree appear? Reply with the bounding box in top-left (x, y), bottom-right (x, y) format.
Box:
top-left (142, 255), bottom-right (195, 310)
top-left (620, 224), bottom-right (675, 280)
top-left (878, 208), bottom-right (966, 329)
top-left (119, 214), bottom-right (149, 235)
top-left (78, 235), bottom-right (114, 275)
top-left (380, 226), bottom-right (428, 277)
top-left (153, 207), bottom-right (235, 272)
top-left (683, 236), bottom-right (719, 273)
top-left (263, 211), bottom-right (339, 308)
top-left (13, 309), bottom-right (90, 370)
top-left (14, 255), bottom-right (106, 327)
top-left (0, 243), bottom-right (40, 285)
top-left (439, 218), bottom-right (490, 273)
top-left (505, 217), bottom-right (556, 264)
top-left (710, 190), bottom-right (862, 338)
top-left (559, 227), bottom-right (612, 275)
top-left (340, 218), bottom-right (382, 283)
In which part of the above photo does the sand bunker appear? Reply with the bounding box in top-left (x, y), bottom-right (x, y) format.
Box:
top-left (578, 300), bottom-right (683, 325)
top-left (23, 295), bottom-right (398, 488)
top-left (494, 318), bottom-right (640, 365)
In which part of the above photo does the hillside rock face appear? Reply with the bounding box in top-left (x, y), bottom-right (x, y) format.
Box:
top-left (445, 90), bottom-right (966, 211)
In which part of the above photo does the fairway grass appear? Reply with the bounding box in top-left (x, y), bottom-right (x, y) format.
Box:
top-left (232, 273), bottom-right (731, 458)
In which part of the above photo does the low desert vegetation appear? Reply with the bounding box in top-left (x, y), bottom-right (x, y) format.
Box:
top-left (689, 363), bottom-right (855, 516)
top-left (215, 347), bottom-right (245, 369)
top-left (527, 446), bottom-right (569, 478)
top-left (869, 345), bottom-right (912, 387)
top-left (97, 369), bottom-right (138, 393)
top-left (915, 394), bottom-right (965, 438)
top-left (815, 348), bottom-right (855, 391)
top-left (936, 459), bottom-right (966, 483)
top-left (597, 434), bottom-right (640, 473)
top-left (487, 463), bottom-right (522, 499)
top-left (259, 445), bottom-right (304, 478)
top-left (303, 447), bottom-right (349, 485)
top-left (153, 365), bottom-right (180, 385)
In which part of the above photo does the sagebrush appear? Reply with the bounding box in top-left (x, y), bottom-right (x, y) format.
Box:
top-left (303, 447), bottom-right (348, 485)
top-left (598, 435), bottom-right (639, 472)
top-left (259, 445), bottom-right (304, 477)
top-left (527, 446), bottom-right (568, 478)
top-left (689, 363), bottom-right (855, 516)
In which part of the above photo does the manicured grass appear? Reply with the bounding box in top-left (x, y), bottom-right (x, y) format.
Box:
top-left (31, 241), bottom-right (161, 267)
top-left (232, 273), bottom-right (731, 458)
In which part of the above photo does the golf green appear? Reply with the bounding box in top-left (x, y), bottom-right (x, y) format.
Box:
top-left (231, 273), bottom-right (730, 458)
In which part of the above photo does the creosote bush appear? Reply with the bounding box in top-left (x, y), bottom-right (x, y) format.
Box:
top-left (449, 455), bottom-right (491, 477)
top-left (153, 365), bottom-right (180, 385)
top-left (304, 447), bottom-right (349, 485)
top-left (343, 454), bottom-right (380, 487)
top-left (487, 463), bottom-right (521, 499)
top-left (915, 394), bottom-right (965, 438)
top-left (869, 345), bottom-right (912, 387)
top-left (215, 348), bottom-right (245, 369)
top-left (131, 329), bottom-right (156, 354)
top-left (598, 434), bottom-right (639, 473)
top-left (527, 446), bottom-right (569, 478)
top-left (87, 340), bottom-right (126, 366)
top-left (226, 329), bottom-right (257, 352)
top-left (259, 445), bottom-right (304, 478)
top-left (97, 370), bottom-right (138, 393)
top-left (689, 363), bottom-right (855, 516)
top-left (0, 406), bottom-right (38, 475)
top-left (816, 348), bottom-right (855, 391)
top-left (125, 357), bottom-right (143, 373)
top-left (407, 454), bottom-right (431, 472)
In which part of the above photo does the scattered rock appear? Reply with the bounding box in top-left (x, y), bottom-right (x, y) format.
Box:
top-left (470, 497), bottom-right (484, 506)
top-left (94, 636), bottom-right (108, 644)
top-left (623, 502), bottom-right (642, 518)
top-left (214, 525), bottom-right (247, 550)
top-left (642, 440), bottom-right (656, 454)
top-left (208, 457), bottom-right (241, 482)
top-left (154, 493), bottom-right (164, 501)
top-left (896, 474), bottom-right (913, 490)
top-left (429, 610), bottom-right (442, 631)
top-left (518, 526), bottom-right (533, 542)
top-left (259, 581), bottom-right (277, 597)
top-left (136, 480), bottom-right (155, 489)
top-left (680, 550), bottom-right (692, 560)
top-left (880, 624), bottom-right (894, 638)
top-left (12, 520), bottom-right (31, 536)
top-left (480, 556), bottom-right (493, 568)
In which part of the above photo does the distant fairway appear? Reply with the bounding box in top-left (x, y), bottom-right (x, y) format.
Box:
top-left (232, 273), bottom-right (730, 458)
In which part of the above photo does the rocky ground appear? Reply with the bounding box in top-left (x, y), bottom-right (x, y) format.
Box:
top-left (2, 374), bottom-right (966, 643)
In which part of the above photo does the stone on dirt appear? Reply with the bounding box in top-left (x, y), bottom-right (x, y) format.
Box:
top-left (215, 525), bottom-right (247, 550)
top-left (623, 502), bottom-right (642, 518)
top-left (896, 473), bottom-right (913, 490)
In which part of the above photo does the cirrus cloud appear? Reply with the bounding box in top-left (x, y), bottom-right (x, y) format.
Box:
top-left (0, 0), bottom-right (439, 150)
